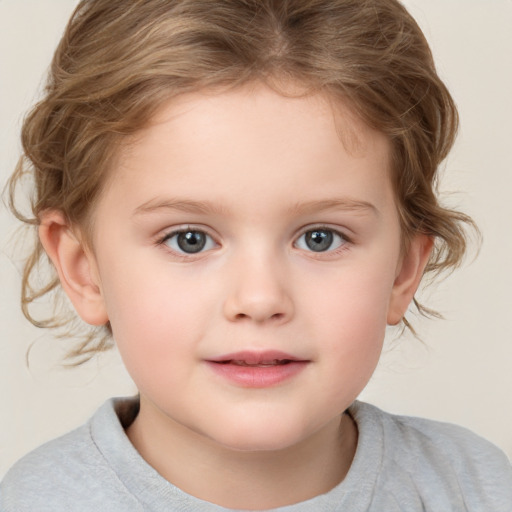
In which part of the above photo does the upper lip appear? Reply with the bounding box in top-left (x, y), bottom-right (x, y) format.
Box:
top-left (207, 350), bottom-right (307, 365)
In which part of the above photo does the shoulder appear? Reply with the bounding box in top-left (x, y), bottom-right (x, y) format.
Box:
top-left (0, 398), bottom-right (142, 512)
top-left (350, 401), bottom-right (512, 511)
top-left (378, 404), bottom-right (510, 470)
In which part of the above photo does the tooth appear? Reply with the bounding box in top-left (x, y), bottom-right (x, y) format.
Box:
top-left (225, 359), bottom-right (294, 367)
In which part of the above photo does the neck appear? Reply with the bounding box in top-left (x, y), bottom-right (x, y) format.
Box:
top-left (126, 402), bottom-right (358, 510)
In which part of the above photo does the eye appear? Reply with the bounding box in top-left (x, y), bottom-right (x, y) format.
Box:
top-left (162, 229), bottom-right (216, 254)
top-left (295, 228), bottom-right (346, 253)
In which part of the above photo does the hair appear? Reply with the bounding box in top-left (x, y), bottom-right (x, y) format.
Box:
top-left (8, 0), bottom-right (475, 363)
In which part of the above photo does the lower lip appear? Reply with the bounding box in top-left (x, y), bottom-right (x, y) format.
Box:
top-left (205, 361), bottom-right (308, 388)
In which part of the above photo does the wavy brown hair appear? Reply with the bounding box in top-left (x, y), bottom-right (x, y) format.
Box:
top-left (8, 0), bottom-right (475, 362)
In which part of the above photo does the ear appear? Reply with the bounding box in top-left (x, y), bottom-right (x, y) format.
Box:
top-left (38, 210), bottom-right (109, 326)
top-left (387, 234), bottom-right (433, 325)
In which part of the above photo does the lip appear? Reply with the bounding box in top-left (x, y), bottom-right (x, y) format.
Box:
top-left (206, 350), bottom-right (309, 388)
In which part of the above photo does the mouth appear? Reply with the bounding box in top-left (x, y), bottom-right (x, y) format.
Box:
top-left (206, 351), bottom-right (309, 387)
top-left (208, 350), bottom-right (307, 366)
top-left (216, 359), bottom-right (296, 367)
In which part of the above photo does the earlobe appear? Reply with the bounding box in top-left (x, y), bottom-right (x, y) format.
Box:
top-left (38, 211), bottom-right (109, 326)
top-left (387, 235), bottom-right (433, 326)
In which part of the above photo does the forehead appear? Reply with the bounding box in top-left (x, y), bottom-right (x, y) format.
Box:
top-left (100, 83), bottom-right (394, 219)
top-left (118, 84), bottom-right (389, 168)
top-left (147, 84), bottom-right (382, 154)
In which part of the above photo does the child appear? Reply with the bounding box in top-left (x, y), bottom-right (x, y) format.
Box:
top-left (1, 0), bottom-right (511, 510)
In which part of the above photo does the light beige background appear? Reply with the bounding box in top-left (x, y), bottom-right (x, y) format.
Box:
top-left (1, 0), bottom-right (511, 477)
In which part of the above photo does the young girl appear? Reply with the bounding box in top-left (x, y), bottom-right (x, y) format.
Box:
top-left (1, 0), bottom-right (511, 510)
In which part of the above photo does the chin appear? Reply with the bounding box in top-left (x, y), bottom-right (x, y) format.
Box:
top-left (219, 437), bottom-right (300, 453)
top-left (206, 421), bottom-right (312, 453)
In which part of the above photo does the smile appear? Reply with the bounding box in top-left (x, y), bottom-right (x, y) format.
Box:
top-left (206, 351), bottom-right (309, 387)
top-left (220, 359), bottom-right (294, 367)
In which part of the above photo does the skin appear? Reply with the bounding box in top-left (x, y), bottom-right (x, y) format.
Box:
top-left (40, 83), bottom-right (432, 509)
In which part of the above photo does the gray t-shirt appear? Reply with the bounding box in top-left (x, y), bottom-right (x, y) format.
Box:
top-left (1, 397), bottom-right (511, 511)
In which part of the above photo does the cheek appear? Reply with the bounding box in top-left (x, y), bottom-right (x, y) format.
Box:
top-left (303, 258), bottom-right (395, 331)
top-left (97, 256), bottom-right (215, 368)
top-left (301, 262), bottom-right (395, 377)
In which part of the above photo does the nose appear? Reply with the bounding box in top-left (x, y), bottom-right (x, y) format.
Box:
top-left (222, 253), bottom-right (294, 324)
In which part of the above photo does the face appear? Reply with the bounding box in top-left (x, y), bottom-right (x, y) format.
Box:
top-left (87, 84), bottom-right (409, 452)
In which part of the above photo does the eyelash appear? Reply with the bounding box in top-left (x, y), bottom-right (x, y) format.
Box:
top-left (156, 225), bottom-right (352, 259)
top-left (157, 226), bottom-right (218, 259)
top-left (293, 225), bottom-right (352, 258)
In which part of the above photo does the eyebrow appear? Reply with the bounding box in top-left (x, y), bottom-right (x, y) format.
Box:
top-left (287, 198), bottom-right (379, 217)
top-left (133, 198), bottom-right (228, 216)
top-left (133, 197), bottom-right (378, 217)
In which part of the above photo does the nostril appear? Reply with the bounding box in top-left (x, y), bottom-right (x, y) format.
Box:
top-left (223, 291), bottom-right (294, 323)
top-left (232, 311), bottom-right (284, 322)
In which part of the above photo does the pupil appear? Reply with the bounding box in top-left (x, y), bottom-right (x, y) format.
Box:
top-left (177, 231), bottom-right (206, 253)
top-left (306, 230), bottom-right (333, 252)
